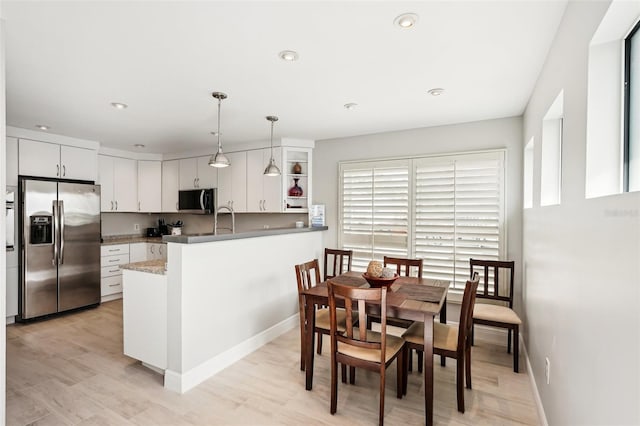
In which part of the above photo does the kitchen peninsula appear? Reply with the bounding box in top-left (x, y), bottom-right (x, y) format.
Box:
top-left (121, 226), bottom-right (327, 393)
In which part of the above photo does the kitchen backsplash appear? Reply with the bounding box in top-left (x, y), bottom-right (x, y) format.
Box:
top-left (101, 212), bottom-right (309, 237)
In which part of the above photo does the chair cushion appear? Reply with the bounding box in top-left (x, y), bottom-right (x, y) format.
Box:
top-left (473, 303), bottom-right (521, 325)
top-left (315, 308), bottom-right (354, 333)
top-left (338, 330), bottom-right (404, 363)
top-left (402, 322), bottom-right (459, 352)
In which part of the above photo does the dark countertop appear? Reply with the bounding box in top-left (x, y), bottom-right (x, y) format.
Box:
top-left (101, 235), bottom-right (166, 246)
top-left (162, 226), bottom-right (328, 244)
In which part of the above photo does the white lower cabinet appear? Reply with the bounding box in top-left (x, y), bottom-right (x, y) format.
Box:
top-left (100, 244), bottom-right (130, 299)
top-left (148, 243), bottom-right (166, 260)
top-left (6, 266), bottom-right (18, 320)
top-left (129, 243), bottom-right (147, 263)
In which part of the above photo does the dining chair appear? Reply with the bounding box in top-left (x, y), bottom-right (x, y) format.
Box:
top-left (401, 276), bottom-right (480, 413)
top-left (295, 259), bottom-right (352, 371)
top-left (327, 280), bottom-right (405, 426)
top-left (469, 258), bottom-right (521, 373)
top-left (323, 248), bottom-right (353, 281)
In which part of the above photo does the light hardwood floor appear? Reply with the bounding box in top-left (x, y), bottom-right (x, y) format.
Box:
top-left (7, 300), bottom-right (540, 425)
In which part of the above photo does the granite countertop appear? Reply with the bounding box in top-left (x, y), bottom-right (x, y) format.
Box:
top-left (120, 259), bottom-right (167, 275)
top-left (102, 235), bottom-right (166, 245)
top-left (163, 225), bottom-right (328, 244)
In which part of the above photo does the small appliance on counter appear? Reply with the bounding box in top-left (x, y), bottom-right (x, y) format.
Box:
top-left (146, 227), bottom-right (161, 237)
top-left (168, 220), bottom-right (183, 235)
top-left (158, 218), bottom-right (169, 235)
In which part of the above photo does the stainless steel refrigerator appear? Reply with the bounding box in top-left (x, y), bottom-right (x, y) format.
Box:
top-left (19, 178), bottom-right (101, 320)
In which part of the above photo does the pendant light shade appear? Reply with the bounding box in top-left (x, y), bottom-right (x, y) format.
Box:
top-left (209, 92), bottom-right (230, 168)
top-left (264, 115), bottom-right (281, 176)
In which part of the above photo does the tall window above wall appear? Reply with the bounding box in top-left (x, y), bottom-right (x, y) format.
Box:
top-left (338, 150), bottom-right (505, 292)
top-left (625, 20), bottom-right (640, 192)
top-left (541, 91), bottom-right (564, 206)
top-left (524, 138), bottom-right (534, 209)
top-left (585, 3), bottom-right (640, 198)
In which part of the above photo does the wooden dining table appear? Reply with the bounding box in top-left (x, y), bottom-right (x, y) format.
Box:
top-left (301, 271), bottom-right (449, 426)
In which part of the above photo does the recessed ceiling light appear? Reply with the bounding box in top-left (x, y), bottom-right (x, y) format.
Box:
top-left (35, 124), bottom-right (50, 131)
top-left (394, 13), bottom-right (419, 29)
top-left (134, 144), bottom-right (145, 149)
top-left (427, 88), bottom-right (445, 96)
top-left (111, 102), bottom-right (128, 109)
top-left (279, 50), bottom-right (299, 62)
top-left (344, 103), bottom-right (358, 110)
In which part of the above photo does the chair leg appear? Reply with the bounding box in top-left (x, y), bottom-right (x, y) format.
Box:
top-left (396, 348), bottom-right (404, 399)
top-left (408, 348), bottom-right (413, 372)
top-left (341, 363), bottom-right (347, 383)
top-left (465, 344), bottom-right (472, 389)
top-left (379, 365), bottom-right (386, 426)
top-left (417, 350), bottom-right (423, 373)
top-left (402, 347), bottom-right (409, 396)
top-left (317, 332), bottom-right (323, 355)
top-left (441, 354), bottom-right (446, 367)
top-left (349, 366), bottom-right (356, 384)
top-left (299, 317), bottom-right (306, 371)
top-left (507, 328), bottom-right (512, 354)
top-left (513, 325), bottom-right (520, 373)
top-left (471, 322), bottom-right (475, 346)
top-left (330, 357), bottom-right (338, 415)
top-left (456, 357), bottom-right (465, 413)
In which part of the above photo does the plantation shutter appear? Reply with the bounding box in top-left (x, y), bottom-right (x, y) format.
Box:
top-left (413, 152), bottom-right (505, 290)
top-left (340, 160), bottom-right (410, 271)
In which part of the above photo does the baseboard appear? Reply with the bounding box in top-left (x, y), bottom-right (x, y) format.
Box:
top-left (521, 339), bottom-right (548, 426)
top-left (164, 313), bottom-right (299, 394)
top-left (100, 293), bottom-right (122, 303)
top-left (5, 316), bottom-right (15, 325)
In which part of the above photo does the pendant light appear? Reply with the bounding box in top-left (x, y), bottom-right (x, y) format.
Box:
top-left (209, 92), bottom-right (230, 168)
top-left (264, 115), bottom-right (281, 176)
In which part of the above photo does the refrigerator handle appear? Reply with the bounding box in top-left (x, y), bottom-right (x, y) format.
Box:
top-left (52, 200), bottom-right (59, 266)
top-left (59, 200), bottom-right (65, 265)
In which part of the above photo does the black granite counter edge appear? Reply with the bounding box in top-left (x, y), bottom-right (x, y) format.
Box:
top-left (162, 226), bottom-right (328, 244)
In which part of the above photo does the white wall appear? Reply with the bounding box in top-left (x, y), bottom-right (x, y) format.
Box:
top-left (523, 1), bottom-right (640, 424)
top-left (0, 5), bottom-right (7, 424)
top-left (313, 117), bottom-right (523, 306)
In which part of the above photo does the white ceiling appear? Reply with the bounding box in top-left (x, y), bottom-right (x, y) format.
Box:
top-left (3, 1), bottom-right (568, 154)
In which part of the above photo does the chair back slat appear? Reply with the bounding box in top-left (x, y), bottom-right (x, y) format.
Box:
top-left (383, 256), bottom-right (423, 277)
top-left (324, 248), bottom-right (353, 280)
top-left (295, 259), bottom-right (321, 294)
top-left (328, 280), bottom-right (386, 361)
top-left (458, 277), bottom-right (480, 350)
top-left (469, 258), bottom-right (515, 307)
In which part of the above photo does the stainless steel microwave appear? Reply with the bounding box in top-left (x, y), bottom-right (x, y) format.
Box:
top-left (178, 188), bottom-right (216, 214)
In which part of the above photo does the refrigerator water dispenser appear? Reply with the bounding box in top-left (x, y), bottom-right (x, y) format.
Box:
top-left (30, 215), bottom-right (53, 245)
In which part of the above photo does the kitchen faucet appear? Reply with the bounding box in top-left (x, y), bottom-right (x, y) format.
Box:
top-left (214, 205), bottom-right (235, 235)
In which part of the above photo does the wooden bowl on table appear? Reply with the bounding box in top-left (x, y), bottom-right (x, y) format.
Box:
top-left (362, 273), bottom-right (398, 288)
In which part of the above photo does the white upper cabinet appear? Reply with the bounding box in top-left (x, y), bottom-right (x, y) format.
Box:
top-left (162, 160), bottom-right (180, 212)
top-left (246, 148), bottom-right (282, 212)
top-left (179, 156), bottom-right (218, 190)
top-left (18, 139), bottom-right (97, 181)
top-left (98, 155), bottom-right (138, 212)
top-left (137, 160), bottom-right (162, 212)
top-left (217, 151), bottom-right (247, 212)
top-left (6, 137), bottom-right (18, 186)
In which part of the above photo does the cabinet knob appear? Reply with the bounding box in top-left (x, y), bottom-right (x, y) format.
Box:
top-left (115, 201), bottom-right (118, 210)
top-left (57, 164), bottom-right (60, 177)
top-left (62, 165), bottom-right (66, 177)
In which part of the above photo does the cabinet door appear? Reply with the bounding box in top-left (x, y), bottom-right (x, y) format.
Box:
top-left (60, 145), bottom-right (97, 181)
top-left (138, 161), bottom-right (162, 212)
top-left (179, 158), bottom-right (198, 189)
top-left (162, 160), bottom-right (180, 212)
top-left (6, 266), bottom-right (18, 318)
top-left (113, 158), bottom-right (138, 212)
top-left (98, 155), bottom-right (115, 212)
top-left (196, 156), bottom-right (218, 189)
top-left (18, 139), bottom-right (60, 178)
top-left (218, 151), bottom-right (247, 212)
top-left (246, 149), bottom-right (265, 212)
top-left (129, 243), bottom-right (148, 262)
top-left (147, 243), bottom-right (165, 260)
top-left (6, 137), bottom-right (18, 186)
top-left (262, 147), bottom-right (282, 212)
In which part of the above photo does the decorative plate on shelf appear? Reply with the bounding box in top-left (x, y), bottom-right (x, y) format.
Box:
top-left (362, 273), bottom-right (398, 288)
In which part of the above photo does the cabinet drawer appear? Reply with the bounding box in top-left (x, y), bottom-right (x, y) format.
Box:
top-left (101, 244), bottom-right (130, 256)
top-left (101, 265), bottom-right (123, 278)
top-left (101, 253), bottom-right (129, 267)
top-left (101, 275), bottom-right (122, 296)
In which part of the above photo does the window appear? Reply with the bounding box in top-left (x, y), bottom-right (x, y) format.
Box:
top-left (541, 91), bottom-right (563, 206)
top-left (339, 150), bottom-right (505, 291)
top-left (524, 138), bottom-right (534, 209)
top-left (625, 20), bottom-right (640, 192)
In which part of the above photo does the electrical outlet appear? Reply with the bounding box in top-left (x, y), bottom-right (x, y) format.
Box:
top-left (545, 357), bottom-right (551, 384)
top-left (134, 223), bottom-right (140, 231)
top-left (263, 225), bottom-right (270, 229)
